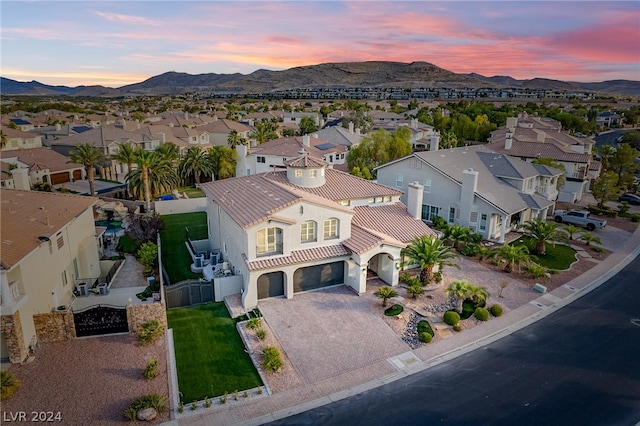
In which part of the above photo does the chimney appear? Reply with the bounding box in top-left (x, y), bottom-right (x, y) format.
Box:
top-left (355, 128), bottom-right (361, 135)
top-left (460, 169), bottom-right (478, 215)
top-left (157, 132), bottom-right (166, 143)
top-left (184, 112), bottom-right (189, 120)
top-left (536, 130), bottom-right (546, 142)
top-left (430, 132), bottom-right (440, 151)
top-left (348, 122), bottom-right (354, 133)
top-left (303, 135), bottom-right (310, 147)
top-left (410, 118), bottom-right (418, 129)
top-left (55, 123), bottom-right (61, 131)
top-left (235, 144), bottom-right (248, 177)
top-left (505, 131), bottom-right (513, 150)
top-left (506, 116), bottom-right (518, 130)
top-left (407, 181), bottom-right (424, 220)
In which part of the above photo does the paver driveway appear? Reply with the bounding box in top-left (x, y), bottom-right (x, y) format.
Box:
top-left (258, 285), bottom-right (407, 385)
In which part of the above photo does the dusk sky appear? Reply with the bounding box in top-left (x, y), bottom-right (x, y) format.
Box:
top-left (2, 1), bottom-right (639, 88)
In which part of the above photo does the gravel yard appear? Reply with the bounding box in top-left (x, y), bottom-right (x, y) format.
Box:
top-left (1, 334), bottom-right (170, 426)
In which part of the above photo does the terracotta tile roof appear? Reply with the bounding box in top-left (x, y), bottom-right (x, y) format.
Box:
top-left (200, 175), bottom-right (301, 229)
top-left (243, 244), bottom-right (350, 271)
top-left (285, 154), bottom-right (327, 168)
top-left (0, 147), bottom-right (83, 172)
top-left (486, 140), bottom-right (591, 163)
top-left (352, 203), bottom-right (437, 243)
top-left (199, 119), bottom-right (253, 134)
top-left (1, 189), bottom-right (97, 270)
top-left (266, 169), bottom-right (402, 201)
top-left (249, 136), bottom-right (345, 158)
top-left (342, 225), bottom-right (384, 254)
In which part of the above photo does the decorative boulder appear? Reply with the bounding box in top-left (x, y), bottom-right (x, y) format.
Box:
top-left (136, 408), bottom-right (157, 421)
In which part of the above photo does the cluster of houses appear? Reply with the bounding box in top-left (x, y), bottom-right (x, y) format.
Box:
top-left (1, 103), bottom-right (603, 363)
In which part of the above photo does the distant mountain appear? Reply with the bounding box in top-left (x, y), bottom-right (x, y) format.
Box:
top-left (2, 62), bottom-right (639, 97)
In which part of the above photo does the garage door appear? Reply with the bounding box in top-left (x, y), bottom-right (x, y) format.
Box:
top-left (257, 272), bottom-right (284, 300)
top-left (293, 261), bottom-right (344, 293)
top-left (73, 169), bottom-right (82, 180)
top-left (51, 172), bottom-right (70, 185)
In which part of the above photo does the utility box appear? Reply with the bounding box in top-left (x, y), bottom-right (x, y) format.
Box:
top-left (97, 283), bottom-right (109, 295)
top-left (77, 283), bottom-right (88, 296)
top-left (533, 283), bottom-right (547, 293)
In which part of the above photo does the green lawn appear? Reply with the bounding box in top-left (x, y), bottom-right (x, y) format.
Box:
top-left (160, 212), bottom-right (208, 283)
top-left (515, 236), bottom-right (577, 270)
top-left (167, 303), bottom-right (262, 403)
top-left (177, 186), bottom-right (206, 198)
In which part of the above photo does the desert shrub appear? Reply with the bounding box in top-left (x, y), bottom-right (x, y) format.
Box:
top-left (443, 310), bottom-right (460, 326)
top-left (406, 283), bottom-right (425, 299)
top-left (384, 304), bottom-right (404, 316)
top-left (474, 307), bottom-right (490, 321)
top-left (453, 324), bottom-right (462, 332)
top-left (524, 263), bottom-right (548, 279)
top-left (247, 318), bottom-right (262, 330)
top-left (431, 216), bottom-right (449, 231)
top-left (417, 320), bottom-right (435, 336)
top-left (124, 393), bottom-right (167, 421)
top-left (433, 271), bottom-right (443, 283)
top-left (1, 371), bottom-right (20, 400)
top-left (262, 346), bottom-right (282, 372)
top-left (255, 328), bottom-right (267, 341)
top-left (419, 332), bottom-right (433, 343)
top-left (592, 246), bottom-right (605, 254)
top-left (399, 272), bottom-right (413, 284)
top-left (142, 359), bottom-right (158, 380)
top-left (138, 319), bottom-right (163, 345)
top-left (489, 304), bottom-right (503, 317)
top-left (630, 213), bottom-right (640, 222)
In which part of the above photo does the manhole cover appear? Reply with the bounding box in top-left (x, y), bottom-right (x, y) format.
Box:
top-left (631, 319), bottom-right (640, 327)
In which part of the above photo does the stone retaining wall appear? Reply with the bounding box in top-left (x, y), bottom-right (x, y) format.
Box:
top-left (33, 311), bottom-right (76, 342)
top-left (1, 311), bottom-right (28, 363)
top-left (127, 302), bottom-right (167, 334)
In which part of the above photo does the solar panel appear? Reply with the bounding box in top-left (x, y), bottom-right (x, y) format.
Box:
top-left (72, 126), bottom-right (92, 133)
top-left (315, 143), bottom-right (334, 150)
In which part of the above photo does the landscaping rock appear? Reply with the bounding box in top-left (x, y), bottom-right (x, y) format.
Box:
top-left (136, 408), bottom-right (157, 421)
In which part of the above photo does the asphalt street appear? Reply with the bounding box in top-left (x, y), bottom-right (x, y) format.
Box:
top-left (268, 255), bottom-right (640, 426)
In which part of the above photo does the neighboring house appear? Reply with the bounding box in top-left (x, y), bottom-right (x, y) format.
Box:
top-left (370, 111), bottom-right (406, 128)
top-left (137, 124), bottom-right (212, 156)
top-left (311, 122), bottom-right (366, 148)
top-left (0, 189), bottom-right (99, 363)
top-left (199, 119), bottom-right (254, 147)
top-left (236, 135), bottom-right (347, 176)
top-left (0, 147), bottom-right (85, 188)
top-left (1, 126), bottom-right (45, 151)
top-left (153, 111), bottom-right (216, 128)
top-left (8, 118), bottom-right (35, 132)
top-left (200, 152), bottom-right (436, 310)
top-left (283, 112), bottom-right (322, 127)
top-left (376, 145), bottom-right (561, 243)
top-left (485, 113), bottom-right (597, 203)
top-left (596, 111), bottom-right (622, 128)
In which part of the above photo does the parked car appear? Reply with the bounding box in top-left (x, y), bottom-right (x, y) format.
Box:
top-left (553, 209), bottom-right (607, 231)
top-left (618, 193), bottom-right (640, 205)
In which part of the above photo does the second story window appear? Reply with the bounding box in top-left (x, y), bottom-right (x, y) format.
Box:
top-left (300, 221), bottom-right (317, 243)
top-left (257, 156), bottom-right (265, 163)
top-left (257, 227), bottom-right (276, 254)
top-left (295, 170), bottom-right (302, 178)
top-left (309, 170), bottom-right (317, 178)
top-left (396, 174), bottom-right (403, 188)
top-left (323, 218), bottom-right (339, 239)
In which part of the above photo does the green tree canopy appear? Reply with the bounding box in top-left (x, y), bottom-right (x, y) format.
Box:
top-left (347, 128), bottom-right (412, 180)
top-left (591, 170), bottom-right (621, 208)
top-left (298, 116), bottom-right (318, 135)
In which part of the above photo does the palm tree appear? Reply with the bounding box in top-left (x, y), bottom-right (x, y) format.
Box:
top-left (491, 243), bottom-right (530, 273)
top-left (445, 279), bottom-right (472, 312)
top-left (208, 146), bottom-right (237, 180)
top-left (227, 129), bottom-right (246, 147)
top-left (128, 149), bottom-right (178, 212)
top-left (155, 142), bottom-right (180, 164)
top-left (110, 141), bottom-right (136, 178)
top-left (374, 286), bottom-right (398, 307)
top-left (521, 218), bottom-right (568, 256)
top-left (68, 143), bottom-right (105, 196)
top-left (401, 235), bottom-right (460, 284)
top-left (563, 224), bottom-right (581, 241)
top-left (579, 233), bottom-right (601, 247)
top-left (444, 225), bottom-right (477, 250)
top-left (467, 284), bottom-right (490, 307)
top-left (179, 147), bottom-right (214, 184)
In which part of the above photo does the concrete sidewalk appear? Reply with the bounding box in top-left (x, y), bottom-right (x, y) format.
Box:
top-left (171, 225), bottom-right (640, 426)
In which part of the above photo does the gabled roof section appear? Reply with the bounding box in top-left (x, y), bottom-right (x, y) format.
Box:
top-left (0, 147), bottom-right (83, 172)
top-left (343, 224), bottom-right (385, 254)
top-left (1, 189), bottom-right (97, 270)
top-left (265, 168), bottom-right (402, 202)
top-left (243, 245), bottom-right (350, 271)
top-left (200, 174), bottom-right (301, 229)
top-left (352, 203), bottom-right (436, 244)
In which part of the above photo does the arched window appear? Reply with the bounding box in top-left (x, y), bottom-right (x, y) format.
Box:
top-left (300, 220), bottom-right (317, 243)
top-left (323, 218), bottom-right (339, 239)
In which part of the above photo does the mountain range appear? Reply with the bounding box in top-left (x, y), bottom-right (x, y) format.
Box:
top-left (2, 61), bottom-right (639, 97)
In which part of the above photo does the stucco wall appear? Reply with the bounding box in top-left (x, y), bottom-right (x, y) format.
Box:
top-left (154, 198), bottom-right (207, 215)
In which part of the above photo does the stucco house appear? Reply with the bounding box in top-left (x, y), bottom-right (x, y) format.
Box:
top-left (485, 113), bottom-right (598, 203)
top-left (0, 189), bottom-right (100, 363)
top-left (235, 135), bottom-right (347, 176)
top-left (1, 126), bottom-right (44, 151)
top-left (376, 145), bottom-right (562, 243)
top-left (0, 147), bottom-right (85, 188)
top-left (200, 152), bottom-right (436, 310)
